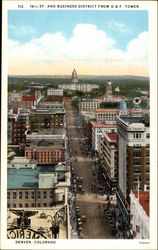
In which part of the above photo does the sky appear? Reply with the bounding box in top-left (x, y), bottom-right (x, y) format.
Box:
top-left (8, 10), bottom-right (149, 76)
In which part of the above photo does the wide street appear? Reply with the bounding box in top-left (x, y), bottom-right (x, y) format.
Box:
top-left (65, 99), bottom-right (113, 239)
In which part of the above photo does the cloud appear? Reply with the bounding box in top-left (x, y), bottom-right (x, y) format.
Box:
top-left (8, 25), bottom-right (36, 36)
top-left (8, 23), bottom-right (149, 74)
top-left (125, 32), bottom-right (148, 61)
top-left (108, 21), bottom-right (131, 34)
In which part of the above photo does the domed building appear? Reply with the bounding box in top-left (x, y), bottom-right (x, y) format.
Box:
top-left (58, 69), bottom-right (99, 92)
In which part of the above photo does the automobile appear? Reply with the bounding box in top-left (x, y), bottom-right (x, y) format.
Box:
top-left (79, 177), bottom-right (83, 182)
top-left (81, 215), bottom-right (86, 222)
top-left (81, 189), bottom-right (85, 194)
top-left (78, 184), bottom-right (82, 190)
top-left (73, 179), bottom-right (76, 184)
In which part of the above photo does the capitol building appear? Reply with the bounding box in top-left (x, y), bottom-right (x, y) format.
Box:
top-left (58, 69), bottom-right (99, 92)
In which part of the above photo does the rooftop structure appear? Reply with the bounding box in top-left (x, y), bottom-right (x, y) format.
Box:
top-left (8, 157), bottom-right (36, 169)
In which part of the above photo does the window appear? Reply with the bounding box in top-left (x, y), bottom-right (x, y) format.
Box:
top-left (146, 133), bottom-right (150, 138)
top-left (50, 191), bottom-right (53, 198)
top-left (19, 204), bottom-right (22, 208)
top-left (25, 203), bottom-right (28, 208)
top-left (31, 203), bottom-right (35, 207)
top-left (7, 204), bottom-right (10, 208)
top-left (31, 192), bottom-right (35, 199)
top-left (7, 192), bottom-right (10, 199)
top-left (37, 203), bottom-right (40, 207)
top-left (18, 192), bottom-right (22, 199)
top-left (13, 192), bottom-right (16, 199)
top-left (25, 192), bottom-right (28, 199)
top-left (43, 203), bottom-right (47, 207)
top-left (43, 191), bottom-right (47, 199)
top-left (37, 191), bottom-right (40, 199)
top-left (13, 204), bottom-right (16, 208)
top-left (134, 133), bottom-right (141, 139)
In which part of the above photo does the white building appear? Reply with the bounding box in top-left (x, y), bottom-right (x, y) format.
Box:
top-left (96, 109), bottom-right (120, 122)
top-left (130, 191), bottom-right (149, 239)
top-left (79, 99), bottom-right (101, 112)
top-left (91, 121), bottom-right (117, 151)
top-left (47, 88), bottom-right (63, 96)
top-left (117, 116), bottom-right (150, 198)
top-left (98, 132), bottom-right (118, 187)
top-left (58, 69), bottom-right (99, 92)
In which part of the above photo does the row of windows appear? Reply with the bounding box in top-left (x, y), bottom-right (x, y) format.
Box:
top-left (7, 203), bottom-right (52, 208)
top-left (98, 114), bottom-right (117, 117)
top-left (26, 152), bottom-right (61, 156)
top-left (7, 191), bottom-right (53, 200)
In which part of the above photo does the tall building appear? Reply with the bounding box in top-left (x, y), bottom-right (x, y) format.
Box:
top-left (8, 117), bottom-right (26, 144)
top-left (117, 116), bottom-right (150, 199)
top-left (98, 132), bottom-right (118, 189)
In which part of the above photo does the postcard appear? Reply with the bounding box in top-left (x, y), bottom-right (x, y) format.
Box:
top-left (1, 1), bottom-right (157, 249)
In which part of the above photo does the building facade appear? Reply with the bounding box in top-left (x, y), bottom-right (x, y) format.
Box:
top-left (8, 117), bottom-right (26, 144)
top-left (47, 88), bottom-right (63, 96)
top-left (29, 108), bottom-right (65, 130)
top-left (25, 138), bottom-right (65, 165)
top-left (96, 109), bottom-right (120, 122)
top-left (130, 191), bottom-right (149, 239)
top-left (7, 162), bottom-right (70, 208)
top-left (117, 116), bottom-right (150, 199)
top-left (58, 69), bottom-right (99, 92)
top-left (91, 121), bottom-right (117, 151)
top-left (98, 132), bottom-right (118, 188)
top-left (79, 99), bottom-right (101, 112)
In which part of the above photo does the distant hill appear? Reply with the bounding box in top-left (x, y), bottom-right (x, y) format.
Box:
top-left (8, 75), bottom-right (149, 81)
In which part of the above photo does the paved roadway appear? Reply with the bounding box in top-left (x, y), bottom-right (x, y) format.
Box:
top-left (65, 100), bottom-right (113, 239)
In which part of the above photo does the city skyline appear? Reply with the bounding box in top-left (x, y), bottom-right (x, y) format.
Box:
top-left (8, 10), bottom-right (149, 76)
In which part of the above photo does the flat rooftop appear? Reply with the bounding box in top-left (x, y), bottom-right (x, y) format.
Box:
top-left (8, 168), bottom-right (39, 189)
top-left (120, 116), bottom-right (149, 127)
top-left (91, 121), bottom-right (117, 128)
top-left (26, 138), bottom-right (65, 148)
top-left (30, 108), bottom-right (65, 115)
top-left (28, 128), bottom-right (65, 135)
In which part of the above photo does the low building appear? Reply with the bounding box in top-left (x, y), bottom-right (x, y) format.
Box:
top-left (7, 162), bottom-right (70, 209)
top-left (96, 109), bottom-right (120, 122)
top-left (47, 88), bottom-right (63, 96)
top-left (79, 99), bottom-right (101, 112)
top-left (91, 121), bottom-right (117, 151)
top-left (98, 132), bottom-right (118, 189)
top-left (130, 191), bottom-right (149, 239)
top-left (25, 135), bottom-right (65, 165)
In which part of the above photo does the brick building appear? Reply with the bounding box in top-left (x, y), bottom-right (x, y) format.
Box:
top-left (8, 117), bottom-right (26, 144)
top-left (29, 108), bottom-right (65, 130)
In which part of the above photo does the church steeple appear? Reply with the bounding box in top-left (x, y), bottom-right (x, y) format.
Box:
top-left (71, 69), bottom-right (78, 84)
